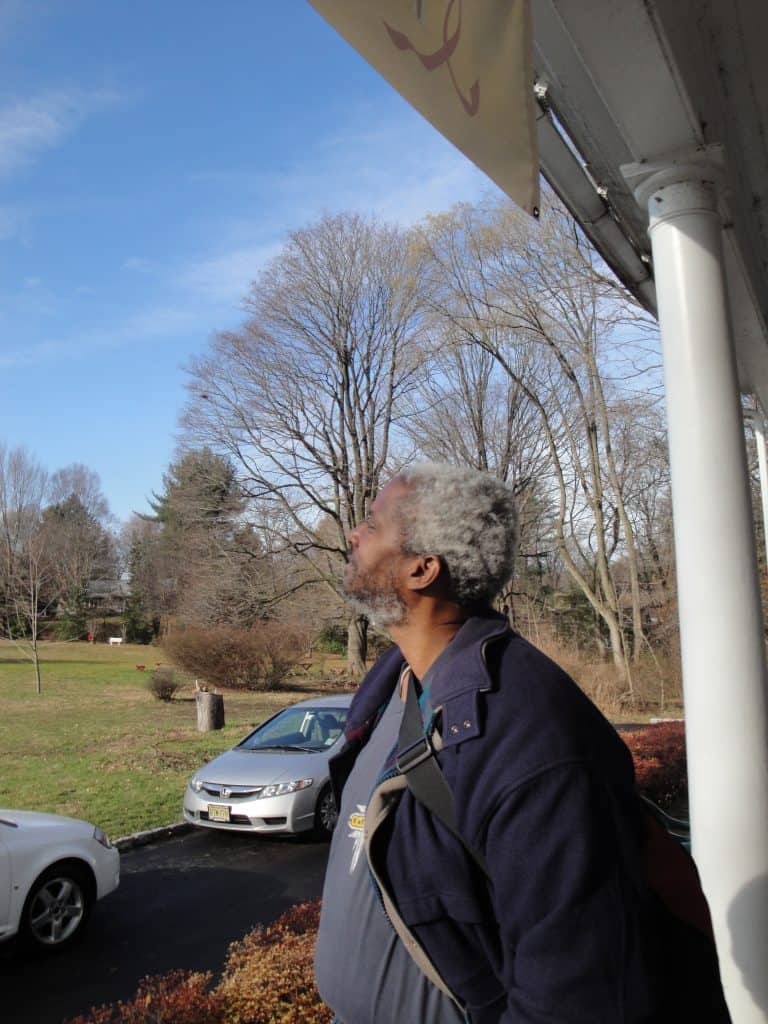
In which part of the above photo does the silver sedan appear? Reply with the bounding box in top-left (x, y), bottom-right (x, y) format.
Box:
top-left (183, 695), bottom-right (351, 839)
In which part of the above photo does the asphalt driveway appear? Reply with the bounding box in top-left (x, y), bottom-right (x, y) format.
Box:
top-left (0, 827), bottom-right (330, 1024)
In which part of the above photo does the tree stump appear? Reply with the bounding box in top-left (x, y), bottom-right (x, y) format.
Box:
top-left (196, 691), bottom-right (225, 732)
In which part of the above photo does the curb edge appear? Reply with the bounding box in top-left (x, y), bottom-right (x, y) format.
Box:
top-left (114, 820), bottom-right (193, 851)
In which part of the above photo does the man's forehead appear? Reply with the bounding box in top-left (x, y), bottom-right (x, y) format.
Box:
top-left (372, 476), bottom-right (412, 518)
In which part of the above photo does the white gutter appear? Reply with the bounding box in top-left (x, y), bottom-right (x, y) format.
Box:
top-left (536, 98), bottom-right (657, 314)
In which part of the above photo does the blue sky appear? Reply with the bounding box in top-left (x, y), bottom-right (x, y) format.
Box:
top-left (0, 1), bottom-right (498, 523)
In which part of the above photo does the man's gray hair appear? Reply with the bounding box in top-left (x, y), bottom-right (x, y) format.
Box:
top-left (396, 462), bottom-right (518, 606)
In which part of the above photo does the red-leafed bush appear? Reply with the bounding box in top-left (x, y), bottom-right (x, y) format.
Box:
top-left (217, 899), bottom-right (329, 1023)
top-left (218, 932), bottom-right (331, 1024)
top-left (66, 902), bottom-right (329, 1024)
top-left (65, 970), bottom-right (225, 1024)
top-left (622, 721), bottom-right (687, 809)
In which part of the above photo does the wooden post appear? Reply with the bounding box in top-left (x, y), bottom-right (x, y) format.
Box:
top-left (196, 691), bottom-right (225, 732)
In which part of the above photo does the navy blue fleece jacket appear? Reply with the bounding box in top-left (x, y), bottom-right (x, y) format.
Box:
top-left (330, 614), bottom-right (729, 1023)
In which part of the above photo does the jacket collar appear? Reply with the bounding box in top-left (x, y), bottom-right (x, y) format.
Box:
top-left (426, 611), bottom-right (510, 703)
top-left (344, 643), bottom-right (404, 740)
top-left (345, 612), bottom-right (511, 737)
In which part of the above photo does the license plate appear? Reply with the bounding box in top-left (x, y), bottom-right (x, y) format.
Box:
top-left (208, 804), bottom-right (230, 823)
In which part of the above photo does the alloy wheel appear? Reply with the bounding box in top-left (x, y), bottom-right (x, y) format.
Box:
top-left (28, 876), bottom-right (86, 946)
top-left (316, 786), bottom-right (339, 837)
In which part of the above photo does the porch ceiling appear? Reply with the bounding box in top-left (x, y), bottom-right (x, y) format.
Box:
top-left (532, 0), bottom-right (768, 407)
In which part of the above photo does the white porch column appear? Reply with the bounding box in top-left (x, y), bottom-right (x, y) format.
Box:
top-left (632, 170), bottom-right (768, 1020)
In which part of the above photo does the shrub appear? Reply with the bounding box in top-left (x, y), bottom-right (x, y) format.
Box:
top-left (622, 721), bottom-right (687, 809)
top-left (65, 970), bottom-right (225, 1024)
top-left (315, 624), bottom-right (347, 656)
top-left (123, 598), bottom-right (155, 644)
top-left (146, 666), bottom-right (179, 702)
top-left (66, 903), bottom-right (329, 1024)
top-left (163, 621), bottom-right (307, 692)
top-left (55, 613), bottom-right (87, 641)
top-left (217, 901), bottom-right (330, 1024)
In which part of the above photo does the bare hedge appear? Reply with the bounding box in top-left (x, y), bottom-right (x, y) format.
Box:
top-left (163, 622), bottom-right (308, 691)
top-left (146, 666), bottom-right (180, 702)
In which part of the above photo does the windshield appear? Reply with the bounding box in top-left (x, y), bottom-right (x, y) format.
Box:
top-left (238, 706), bottom-right (349, 752)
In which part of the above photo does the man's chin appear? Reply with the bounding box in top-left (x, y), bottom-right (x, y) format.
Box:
top-left (343, 592), bottom-right (407, 630)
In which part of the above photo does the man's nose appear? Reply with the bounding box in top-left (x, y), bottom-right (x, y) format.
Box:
top-left (347, 526), bottom-right (360, 549)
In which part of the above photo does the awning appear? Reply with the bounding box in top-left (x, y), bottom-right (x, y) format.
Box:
top-left (309, 0), bottom-right (540, 216)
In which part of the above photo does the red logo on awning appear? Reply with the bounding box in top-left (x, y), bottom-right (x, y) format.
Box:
top-left (383, 0), bottom-right (480, 116)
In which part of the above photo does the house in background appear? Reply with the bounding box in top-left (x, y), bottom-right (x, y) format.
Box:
top-left (85, 580), bottom-right (131, 617)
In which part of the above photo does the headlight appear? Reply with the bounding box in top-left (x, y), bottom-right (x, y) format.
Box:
top-left (257, 779), bottom-right (313, 799)
top-left (191, 778), bottom-right (204, 792)
top-left (93, 826), bottom-right (112, 849)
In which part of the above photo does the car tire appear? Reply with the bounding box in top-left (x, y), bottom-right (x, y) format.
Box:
top-left (314, 783), bottom-right (339, 840)
top-left (19, 861), bottom-right (94, 953)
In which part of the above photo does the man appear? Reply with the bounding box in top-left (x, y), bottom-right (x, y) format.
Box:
top-left (315, 463), bottom-right (729, 1023)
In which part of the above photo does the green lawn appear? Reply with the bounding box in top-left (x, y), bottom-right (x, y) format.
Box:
top-left (0, 640), bottom-right (350, 839)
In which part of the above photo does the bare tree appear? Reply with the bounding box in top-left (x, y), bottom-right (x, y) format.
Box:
top-left (621, 409), bottom-right (676, 643)
top-left (0, 444), bottom-right (54, 693)
top-left (48, 463), bottom-right (111, 523)
top-left (402, 332), bottom-right (554, 626)
top-left (404, 330), bottom-right (547, 481)
top-left (185, 212), bottom-right (428, 677)
top-left (418, 196), bottom-right (662, 690)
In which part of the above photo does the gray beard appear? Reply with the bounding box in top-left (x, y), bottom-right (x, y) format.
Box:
top-left (344, 591), bottom-right (407, 629)
top-left (342, 567), bottom-right (407, 629)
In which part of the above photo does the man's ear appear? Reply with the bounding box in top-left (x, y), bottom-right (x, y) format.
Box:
top-left (404, 553), bottom-right (442, 593)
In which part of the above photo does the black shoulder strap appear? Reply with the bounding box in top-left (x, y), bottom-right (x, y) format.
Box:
top-left (397, 671), bottom-right (490, 878)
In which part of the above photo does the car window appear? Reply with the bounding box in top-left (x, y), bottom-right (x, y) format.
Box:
top-left (239, 707), bottom-right (349, 751)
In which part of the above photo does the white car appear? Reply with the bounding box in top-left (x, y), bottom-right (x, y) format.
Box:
top-left (0, 809), bottom-right (120, 952)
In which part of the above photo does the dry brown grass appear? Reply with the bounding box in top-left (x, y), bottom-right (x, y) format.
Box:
top-left (529, 628), bottom-right (684, 721)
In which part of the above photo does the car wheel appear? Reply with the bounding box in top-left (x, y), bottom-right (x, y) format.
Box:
top-left (314, 784), bottom-right (339, 839)
top-left (20, 862), bottom-right (94, 952)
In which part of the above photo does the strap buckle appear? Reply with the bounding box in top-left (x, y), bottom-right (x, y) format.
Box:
top-left (396, 734), bottom-right (433, 773)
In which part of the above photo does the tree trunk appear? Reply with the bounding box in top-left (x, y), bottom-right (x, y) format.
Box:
top-left (347, 615), bottom-right (368, 680)
top-left (196, 691), bottom-right (225, 732)
top-left (604, 610), bottom-right (632, 695)
top-left (32, 641), bottom-right (41, 696)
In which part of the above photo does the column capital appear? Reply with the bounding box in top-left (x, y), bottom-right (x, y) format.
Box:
top-left (620, 144), bottom-right (725, 210)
